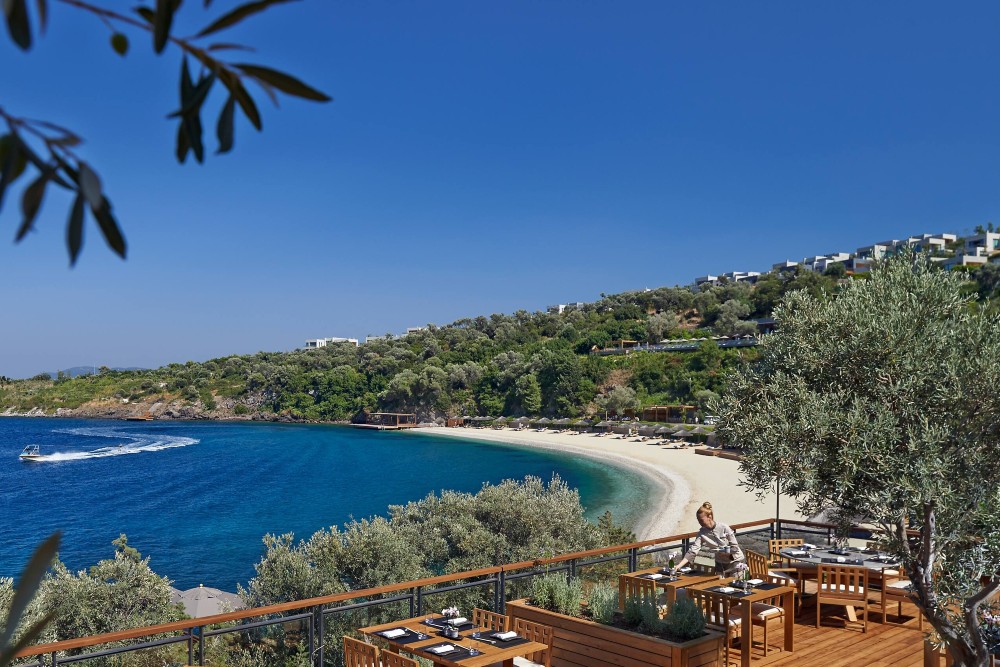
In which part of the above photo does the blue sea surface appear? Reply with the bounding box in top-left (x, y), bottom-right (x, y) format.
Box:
top-left (0, 418), bottom-right (651, 590)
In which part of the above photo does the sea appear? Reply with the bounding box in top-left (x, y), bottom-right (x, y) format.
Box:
top-left (0, 417), bottom-right (652, 590)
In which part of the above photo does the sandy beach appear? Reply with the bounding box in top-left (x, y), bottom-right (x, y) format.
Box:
top-left (406, 427), bottom-right (804, 541)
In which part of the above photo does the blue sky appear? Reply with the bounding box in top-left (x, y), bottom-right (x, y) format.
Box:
top-left (1, 1), bottom-right (998, 378)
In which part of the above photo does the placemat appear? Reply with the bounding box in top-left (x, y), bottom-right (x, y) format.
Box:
top-left (376, 628), bottom-right (430, 645)
top-left (640, 573), bottom-right (678, 582)
top-left (753, 582), bottom-right (782, 591)
top-left (471, 634), bottom-right (532, 649)
top-left (706, 586), bottom-right (752, 598)
top-left (423, 618), bottom-right (475, 632)
top-left (419, 642), bottom-right (480, 661)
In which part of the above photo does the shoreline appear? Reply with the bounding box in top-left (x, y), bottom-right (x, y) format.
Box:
top-left (405, 427), bottom-right (804, 540)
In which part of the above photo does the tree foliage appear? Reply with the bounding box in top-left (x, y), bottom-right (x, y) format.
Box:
top-left (715, 254), bottom-right (1000, 666)
top-left (1, 0), bottom-right (330, 264)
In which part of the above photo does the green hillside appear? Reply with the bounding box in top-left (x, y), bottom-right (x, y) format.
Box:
top-left (5, 265), bottom-right (993, 422)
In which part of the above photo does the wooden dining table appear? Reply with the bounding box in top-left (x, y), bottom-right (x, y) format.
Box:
top-left (618, 567), bottom-right (719, 609)
top-left (688, 576), bottom-right (796, 667)
top-left (358, 613), bottom-right (548, 667)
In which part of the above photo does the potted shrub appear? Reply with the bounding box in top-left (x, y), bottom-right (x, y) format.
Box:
top-left (506, 575), bottom-right (724, 667)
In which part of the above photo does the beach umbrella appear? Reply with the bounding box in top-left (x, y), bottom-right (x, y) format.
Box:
top-left (575, 419), bottom-right (592, 426)
top-left (691, 426), bottom-right (710, 434)
top-left (655, 426), bottom-right (672, 435)
top-left (638, 425), bottom-right (658, 437)
top-left (594, 420), bottom-right (612, 428)
top-left (494, 416), bottom-right (509, 423)
top-left (535, 417), bottom-right (551, 425)
top-left (174, 585), bottom-right (244, 618)
top-left (554, 417), bottom-right (573, 426)
top-left (612, 423), bottom-right (631, 434)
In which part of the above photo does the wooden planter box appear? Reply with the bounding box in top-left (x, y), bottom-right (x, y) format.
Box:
top-left (506, 599), bottom-right (723, 667)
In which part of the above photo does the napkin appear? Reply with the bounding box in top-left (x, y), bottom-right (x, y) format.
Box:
top-left (447, 617), bottom-right (468, 626)
top-left (647, 573), bottom-right (664, 580)
top-left (381, 629), bottom-right (406, 639)
top-left (747, 578), bottom-right (764, 585)
top-left (719, 586), bottom-right (736, 593)
top-left (429, 644), bottom-right (455, 654)
top-left (803, 543), bottom-right (818, 549)
top-left (787, 549), bottom-right (807, 556)
top-left (494, 631), bottom-right (518, 641)
top-left (678, 566), bottom-right (692, 573)
top-left (836, 556), bottom-right (846, 563)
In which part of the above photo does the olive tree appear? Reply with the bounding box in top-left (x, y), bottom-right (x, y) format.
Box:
top-left (714, 255), bottom-right (1000, 666)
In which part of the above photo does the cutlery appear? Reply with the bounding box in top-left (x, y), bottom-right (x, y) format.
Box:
top-left (471, 633), bottom-right (496, 645)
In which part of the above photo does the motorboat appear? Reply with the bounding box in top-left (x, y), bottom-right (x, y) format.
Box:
top-left (19, 444), bottom-right (43, 461)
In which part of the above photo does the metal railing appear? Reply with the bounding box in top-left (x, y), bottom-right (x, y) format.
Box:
top-left (14, 517), bottom-right (842, 667)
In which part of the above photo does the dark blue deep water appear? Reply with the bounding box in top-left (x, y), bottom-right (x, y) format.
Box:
top-left (0, 418), bottom-right (650, 590)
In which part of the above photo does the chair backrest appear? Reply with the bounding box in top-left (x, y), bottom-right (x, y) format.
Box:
top-left (381, 652), bottom-right (418, 667)
top-left (473, 607), bottom-right (509, 632)
top-left (767, 538), bottom-right (804, 563)
top-left (686, 588), bottom-right (738, 631)
top-left (623, 576), bottom-right (658, 605)
top-left (512, 618), bottom-right (553, 667)
top-left (343, 636), bottom-right (379, 667)
top-left (817, 565), bottom-right (868, 602)
top-left (745, 549), bottom-right (770, 579)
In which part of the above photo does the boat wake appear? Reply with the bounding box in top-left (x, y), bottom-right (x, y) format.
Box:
top-left (38, 427), bottom-right (199, 462)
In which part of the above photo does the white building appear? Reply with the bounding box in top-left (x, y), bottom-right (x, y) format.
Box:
top-left (721, 271), bottom-right (762, 283)
top-left (693, 275), bottom-right (719, 288)
top-left (546, 303), bottom-right (585, 314)
top-left (304, 337), bottom-right (359, 349)
top-left (771, 260), bottom-right (800, 273)
top-left (964, 232), bottom-right (1000, 257)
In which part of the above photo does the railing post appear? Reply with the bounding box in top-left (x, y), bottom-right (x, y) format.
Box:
top-left (682, 537), bottom-right (690, 556)
top-left (187, 628), bottom-right (194, 666)
top-left (769, 520), bottom-right (776, 540)
top-left (308, 605), bottom-right (319, 667)
top-left (409, 586), bottom-right (416, 618)
top-left (51, 651), bottom-right (57, 667)
top-left (495, 570), bottom-right (506, 613)
top-left (568, 558), bottom-right (577, 583)
top-left (628, 547), bottom-right (638, 572)
top-left (197, 625), bottom-right (205, 665)
top-left (415, 586), bottom-right (423, 616)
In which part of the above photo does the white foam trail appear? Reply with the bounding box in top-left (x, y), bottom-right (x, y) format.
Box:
top-left (38, 427), bottom-right (199, 462)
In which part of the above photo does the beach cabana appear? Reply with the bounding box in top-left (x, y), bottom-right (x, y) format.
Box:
top-left (573, 419), bottom-right (592, 431)
top-left (553, 417), bottom-right (574, 428)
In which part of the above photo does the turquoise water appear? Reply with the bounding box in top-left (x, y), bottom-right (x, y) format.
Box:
top-left (0, 418), bottom-right (651, 590)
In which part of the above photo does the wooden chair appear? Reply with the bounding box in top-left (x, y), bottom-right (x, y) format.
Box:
top-left (472, 607), bottom-right (509, 632)
top-left (816, 565), bottom-right (869, 632)
top-left (880, 565), bottom-right (923, 629)
top-left (746, 549), bottom-right (801, 610)
top-left (343, 636), bottom-right (379, 667)
top-left (622, 575), bottom-right (665, 616)
top-left (767, 538), bottom-right (805, 567)
top-left (687, 587), bottom-right (742, 666)
top-left (511, 618), bottom-right (553, 667)
top-left (381, 652), bottom-right (418, 667)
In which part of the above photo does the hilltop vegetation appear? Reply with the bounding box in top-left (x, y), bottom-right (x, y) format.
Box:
top-left (4, 265), bottom-right (981, 422)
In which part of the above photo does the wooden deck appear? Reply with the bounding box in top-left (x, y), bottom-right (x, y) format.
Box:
top-left (724, 601), bottom-right (927, 667)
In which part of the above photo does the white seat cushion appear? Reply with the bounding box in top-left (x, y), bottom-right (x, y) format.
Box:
top-left (750, 603), bottom-right (783, 620)
top-left (887, 579), bottom-right (913, 590)
top-left (513, 659), bottom-right (544, 667)
top-left (706, 613), bottom-right (742, 627)
top-left (768, 571), bottom-right (798, 585)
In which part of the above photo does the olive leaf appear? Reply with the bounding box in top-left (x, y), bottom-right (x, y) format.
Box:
top-left (233, 63), bottom-right (330, 102)
top-left (195, 0), bottom-right (296, 38)
top-left (16, 171), bottom-right (49, 241)
top-left (0, 532), bottom-right (60, 661)
top-left (92, 196), bottom-right (127, 258)
top-left (66, 190), bottom-right (85, 265)
top-left (216, 95), bottom-right (236, 154)
top-left (3, 0), bottom-right (31, 50)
